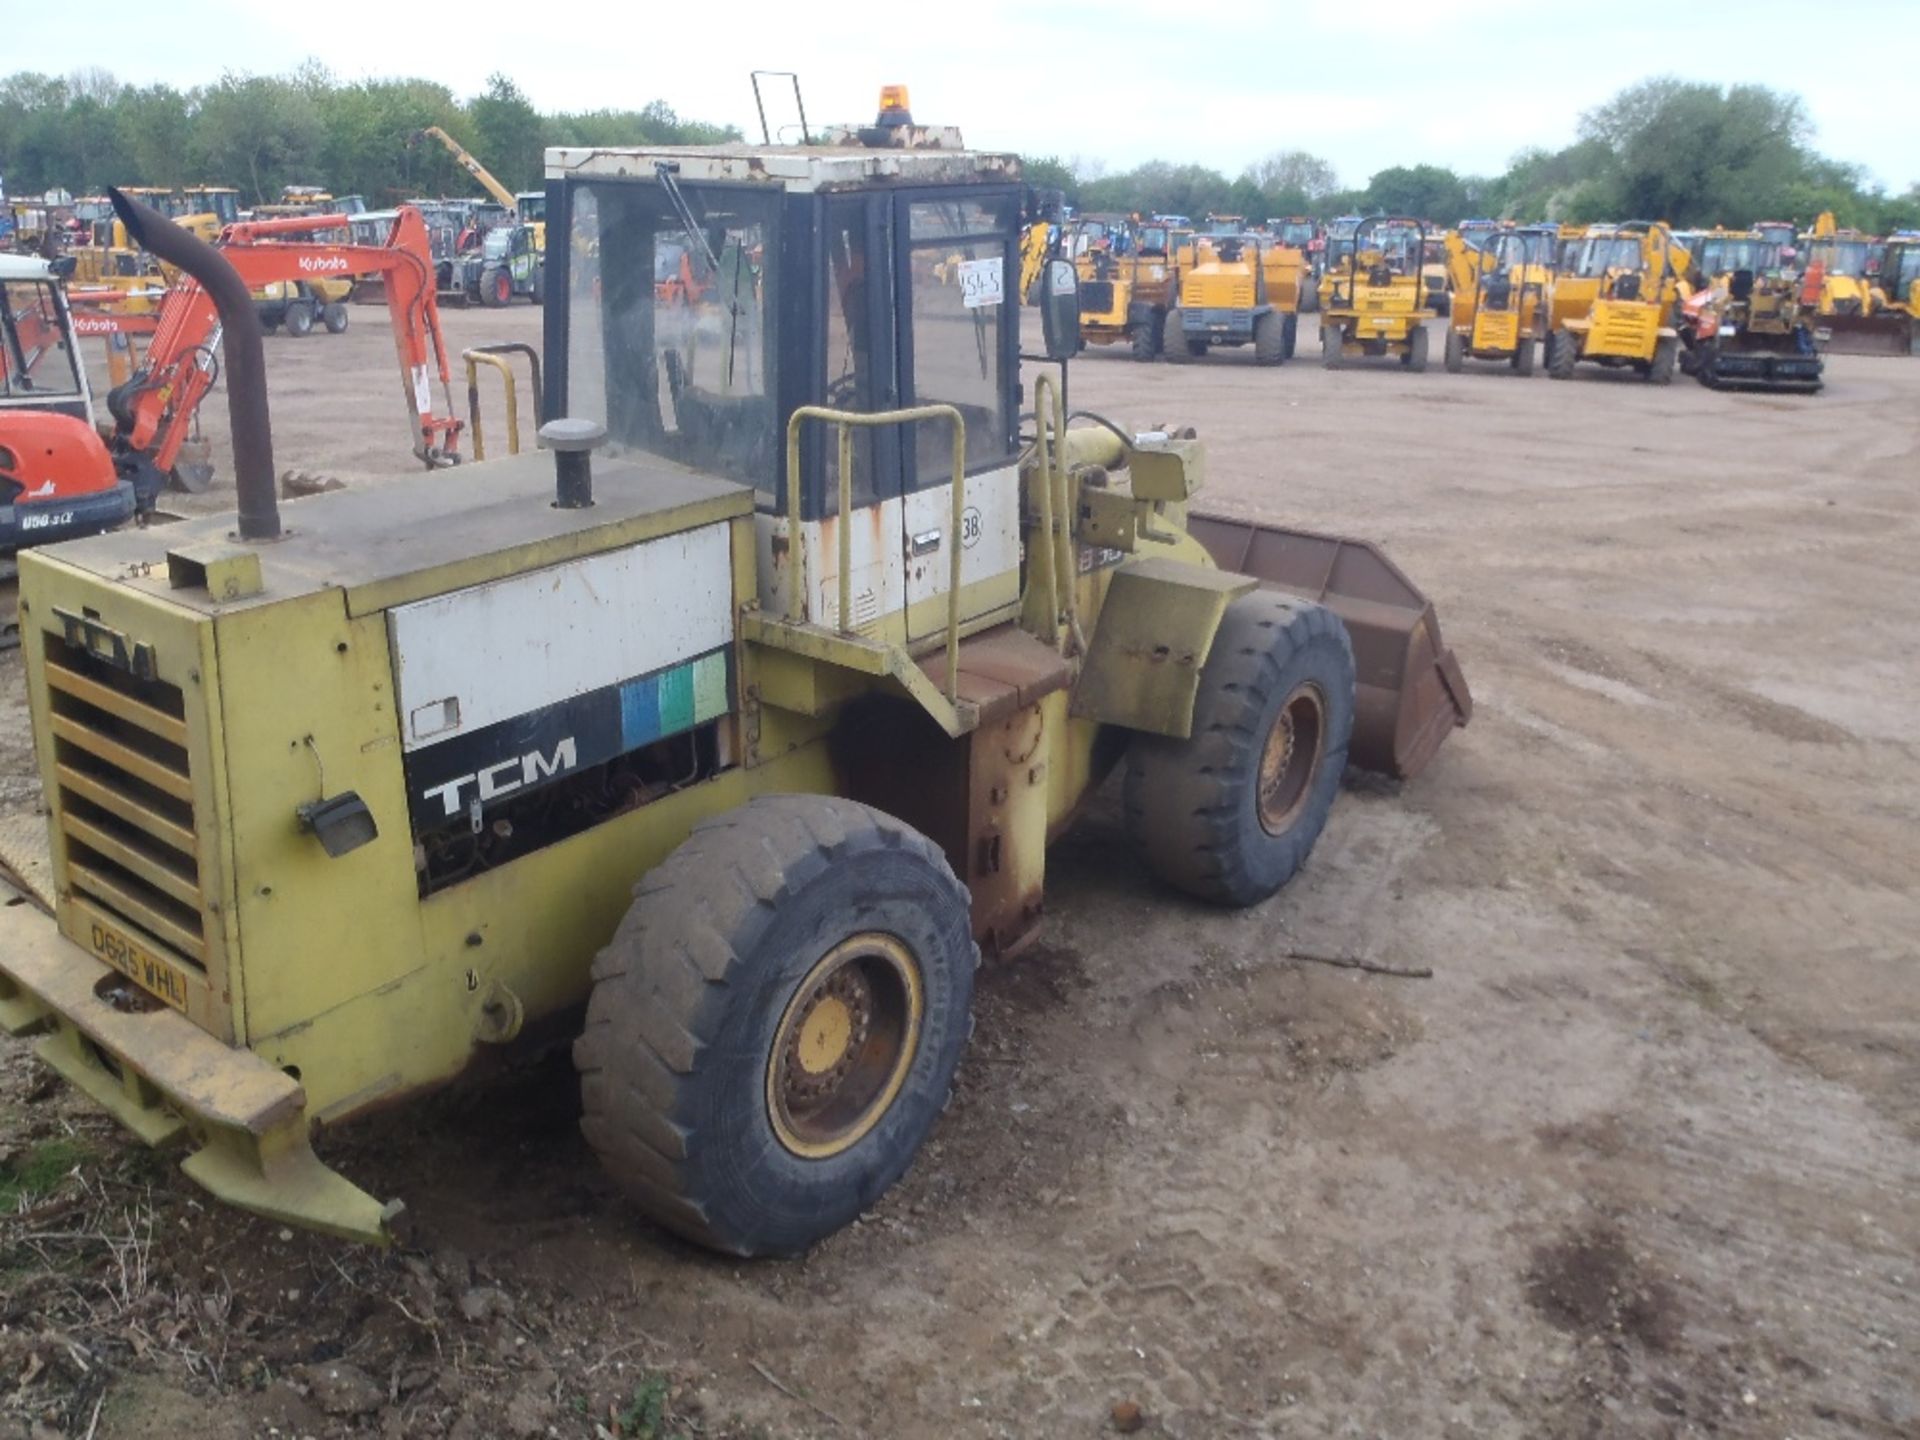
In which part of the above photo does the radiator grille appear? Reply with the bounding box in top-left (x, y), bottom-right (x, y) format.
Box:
top-left (43, 631), bottom-right (209, 970)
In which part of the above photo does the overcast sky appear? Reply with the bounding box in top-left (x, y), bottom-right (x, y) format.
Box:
top-left (10, 0), bottom-right (1915, 192)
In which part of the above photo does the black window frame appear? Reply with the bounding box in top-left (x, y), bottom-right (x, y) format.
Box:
top-left (545, 173), bottom-right (1022, 523)
top-left (890, 185), bottom-right (1021, 495)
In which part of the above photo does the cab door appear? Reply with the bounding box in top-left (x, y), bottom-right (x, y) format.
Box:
top-left (890, 190), bottom-right (1021, 643)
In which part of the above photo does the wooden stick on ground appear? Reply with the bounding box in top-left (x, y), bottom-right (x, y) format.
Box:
top-left (749, 1357), bottom-right (844, 1427)
top-left (1283, 949), bottom-right (1434, 980)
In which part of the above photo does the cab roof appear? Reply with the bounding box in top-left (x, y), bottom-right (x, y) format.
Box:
top-left (546, 140), bottom-right (1019, 194)
top-left (0, 254), bottom-right (55, 282)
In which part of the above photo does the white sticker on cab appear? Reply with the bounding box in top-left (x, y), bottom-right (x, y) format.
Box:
top-left (958, 257), bottom-right (1004, 309)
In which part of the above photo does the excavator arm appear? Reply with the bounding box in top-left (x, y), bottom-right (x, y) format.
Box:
top-left (110, 207), bottom-right (463, 491)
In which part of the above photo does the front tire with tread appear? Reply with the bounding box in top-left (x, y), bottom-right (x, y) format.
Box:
top-left (1546, 329), bottom-right (1578, 379)
top-left (1253, 308), bottom-right (1289, 364)
top-left (1124, 593), bottom-right (1355, 907)
top-left (1404, 323), bottom-right (1429, 372)
top-left (1161, 308), bottom-right (1191, 363)
top-left (1648, 334), bottom-right (1677, 384)
top-left (1130, 310), bottom-right (1163, 362)
top-left (576, 795), bottom-right (977, 1257)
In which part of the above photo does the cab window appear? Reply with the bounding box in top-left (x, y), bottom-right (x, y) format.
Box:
top-left (566, 180), bottom-right (779, 501)
top-left (1, 281), bottom-right (82, 399)
top-left (904, 196), bottom-right (1012, 486)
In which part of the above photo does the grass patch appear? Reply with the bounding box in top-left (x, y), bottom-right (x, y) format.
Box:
top-left (0, 1136), bottom-right (94, 1210)
top-left (615, 1372), bottom-right (683, 1440)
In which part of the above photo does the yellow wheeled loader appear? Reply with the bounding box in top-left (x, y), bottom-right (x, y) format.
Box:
top-left (0, 115), bottom-right (1470, 1260)
top-left (1867, 237), bottom-right (1920, 355)
top-left (1799, 212), bottom-right (1884, 352)
top-left (1320, 216), bottom-right (1431, 370)
top-left (1162, 227), bottom-right (1303, 364)
top-left (1544, 222), bottom-right (1687, 384)
top-left (1443, 227), bottom-right (1551, 375)
top-left (1803, 216), bottom-right (1913, 356)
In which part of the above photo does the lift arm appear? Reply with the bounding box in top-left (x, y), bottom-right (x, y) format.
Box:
top-left (413, 126), bottom-right (520, 211)
top-left (109, 207), bottom-right (463, 482)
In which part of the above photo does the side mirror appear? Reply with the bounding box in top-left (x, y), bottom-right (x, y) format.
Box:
top-left (1039, 257), bottom-right (1081, 361)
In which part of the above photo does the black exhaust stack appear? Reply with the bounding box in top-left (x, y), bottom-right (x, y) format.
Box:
top-left (109, 187), bottom-right (281, 541)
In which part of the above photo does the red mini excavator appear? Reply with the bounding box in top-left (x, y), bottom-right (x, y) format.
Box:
top-left (107, 204), bottom-right (465, 500)
top-left (2, 253), bottom-right (141, 558)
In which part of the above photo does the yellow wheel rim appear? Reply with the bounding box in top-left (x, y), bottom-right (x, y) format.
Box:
top-left (1257, 682), bottom-right (1326, 836)
top-left (766, 933), bottom-right (924, 1160)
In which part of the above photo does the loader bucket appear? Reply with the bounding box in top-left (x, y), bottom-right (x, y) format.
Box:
top-left (1187, 512), bottom-right (1471, 780)
top-left (1819, 312), bottom-right (1917, 357)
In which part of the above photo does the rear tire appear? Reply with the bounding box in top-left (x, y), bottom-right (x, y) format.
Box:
top-left (1124, 593), bottom-right (1355, 907)
top-left (576, 795), bottom-right (977, 1257)
top-left (1648, 334), bottom-right (1677, 385)
top-left (1282, 311), bottom-right (1298, 359)
top-left (1444, 327), bottom-right (1465, 373)
top-left (322, 302), bottom-right (349, 334)
top-left (482, 266), bottom-right (512, 308)
top-left (1404, 323), bottom-right (1429, 372)
top-left (1321, 325), bottom-right (1343, 369)
top-left (1253, 309), bottom-right (1288, 364)
top-left (1546, 329), bottom-right (1578, 380)
top-left (1512, 336), bottom-right (1535, 376)
top-left (283, 302), bottom-right (314, 338)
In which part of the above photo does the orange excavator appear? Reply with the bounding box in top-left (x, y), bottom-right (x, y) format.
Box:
top-left (107, 205), bottom-right (465, 501)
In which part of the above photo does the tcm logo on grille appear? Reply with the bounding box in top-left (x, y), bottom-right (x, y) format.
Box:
top-left (421, 738), bottom-right (578, 816)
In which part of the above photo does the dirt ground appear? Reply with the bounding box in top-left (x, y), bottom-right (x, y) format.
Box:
top-left (3, 302), bottom-right (1917, 1440)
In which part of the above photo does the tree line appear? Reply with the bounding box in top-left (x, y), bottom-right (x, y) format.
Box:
top-left (0, 65), bottom-right (738, 205)
top-left (1023, 79), bottom-right (1919, 235)
top-left (5, 70), bottom-right (1914, 237)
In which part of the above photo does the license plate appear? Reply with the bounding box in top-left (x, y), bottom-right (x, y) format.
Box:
top-left (86, 917), bottom-right (192, 1013)
top-left (1815, 327), bottom-right (1832, 341)
top-left (1372, 317), bottom-right (1394, 328)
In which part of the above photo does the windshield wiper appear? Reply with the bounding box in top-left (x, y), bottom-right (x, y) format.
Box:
top-left (655, 161), bottom-right (747, 385)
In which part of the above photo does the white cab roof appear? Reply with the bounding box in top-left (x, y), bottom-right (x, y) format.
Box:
top-left (0, 254), bottom-right (55, 282)
top-left (547, 141), bottom-right (1018, 193)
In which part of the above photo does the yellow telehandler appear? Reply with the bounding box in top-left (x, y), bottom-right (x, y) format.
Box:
top-left (1319, 216), bottom-right (1431, 370)
top-left (1544, 222), bottom-right (1686, 384)
top-left (0, 105), bottom-right (1471, 1258)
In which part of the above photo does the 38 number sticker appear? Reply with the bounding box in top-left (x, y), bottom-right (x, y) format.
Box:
top-left (960, 505), bottom-right (983, 548)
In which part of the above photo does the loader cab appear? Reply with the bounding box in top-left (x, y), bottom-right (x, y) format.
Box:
top-left (546, 142), bottom-right (1023, 640)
